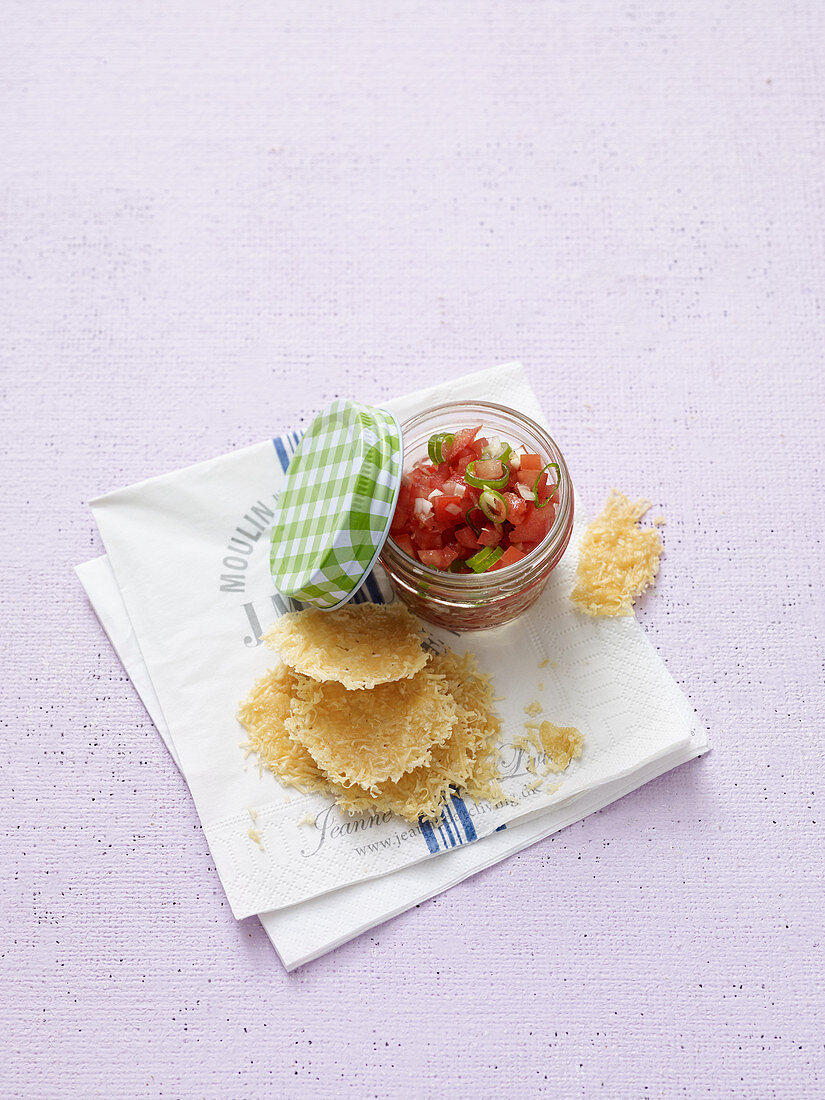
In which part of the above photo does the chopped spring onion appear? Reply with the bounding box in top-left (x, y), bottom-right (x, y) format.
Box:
top-left (509, 451), bottom-right (521, 470)
top-left (427, 432), bottom-right (455, 464)
top-left (464, 459), bottom-right (509, 491)
top-left (534, 462), bottom-right (561, 508)
top-left (482, 439), bottom-right (512, 464)
top-left (479, 488), bottom-right (508, 524)
top-left (516, 482), bottom-right (535, 501)
top-left (466, 546), bottom-right (504, 573)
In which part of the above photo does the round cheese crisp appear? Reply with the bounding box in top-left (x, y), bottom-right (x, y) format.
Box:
top-left (286, 665), bottom-right (457, 793)
top-left (328, 650), bottom-right (504, 822)
top-left (236, 664), bottom-right (327, 794)
top-left (263, 602), bottom-right (428, 690)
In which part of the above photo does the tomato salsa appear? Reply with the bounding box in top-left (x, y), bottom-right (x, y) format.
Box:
top-left (388, 425), bottom-right (560, 573)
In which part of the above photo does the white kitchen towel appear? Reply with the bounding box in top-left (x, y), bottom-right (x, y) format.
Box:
top-left (76, 553), bottom-right (707, 971)
top-left (85, 362), bottom-right (710, 920)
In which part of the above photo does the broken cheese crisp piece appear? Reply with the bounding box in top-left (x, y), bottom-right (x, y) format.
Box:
top-left (524, 699), bottom-right (543, 717)
top-left (536, 721), bottom-right (584, 773)
top-left (286, 665), bottom-right (458, 794)
top-left (327, 650), bottom-right (504, 823)
top-left (236, 664), bottom-right (328, 795)
top-left (264, 602), bottom-right (428, 690)
top-left (571, 490), bottom-right (663, 617)
top-left (512, 719), bottom-right (583, 795)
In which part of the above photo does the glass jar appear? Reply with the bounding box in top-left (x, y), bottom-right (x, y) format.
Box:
top-left (378, 400), bottom-right (574, 631)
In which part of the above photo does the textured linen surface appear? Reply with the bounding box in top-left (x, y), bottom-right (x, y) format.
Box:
top-left (1, 2), bottom-right (823, 1098)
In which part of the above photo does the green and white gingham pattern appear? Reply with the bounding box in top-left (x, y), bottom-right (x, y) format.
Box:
top-left (269, 399), bottom-right (402, 609)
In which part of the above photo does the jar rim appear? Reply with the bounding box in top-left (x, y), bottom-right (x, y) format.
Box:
top-left (380, 399), bottom-right (573, 587)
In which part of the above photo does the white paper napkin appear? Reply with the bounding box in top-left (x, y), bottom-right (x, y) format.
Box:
top-left (77, 554), bottom-right (707, 970)
top-left (80, 364), bottom-right (710, 956)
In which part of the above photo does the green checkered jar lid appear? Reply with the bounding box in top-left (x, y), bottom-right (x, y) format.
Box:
top-left (269, 399), bottom-right (403, 609)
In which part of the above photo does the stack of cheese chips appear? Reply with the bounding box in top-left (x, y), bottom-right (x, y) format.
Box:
top-left (237, 603), bottom-right (504, 824)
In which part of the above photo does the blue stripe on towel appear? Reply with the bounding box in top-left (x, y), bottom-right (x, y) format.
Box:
top-left (419, 819), bottom-right (440, 853)
top-left (450, 795), bottom-right (477, 842)
top-left (273, 436), bottom-right (291, 472)
top-left (363, 572), bottom-right (385, 604)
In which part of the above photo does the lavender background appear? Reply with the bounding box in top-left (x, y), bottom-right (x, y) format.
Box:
top-left (2, 2), bottom-right (823, 1096)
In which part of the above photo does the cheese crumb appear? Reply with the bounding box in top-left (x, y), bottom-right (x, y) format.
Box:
top-left (537, 658), bottom-right (550, 669)
top-left (247, 826), bottom-right (264, 850)
top-left (571, 490), bottom-right (663, 617)
top-left (524, 699), bottom-right (542, 718)
top-left (513, 723), bottom-right (584, 792)
top-left (536, 721), bottom-right (584, 773)
top-left (248, 807), bottom-right (258, 824)
top-left (653, 514), bottom-right (667, 526)
top-left (297, 811), bottom-right (316, 827)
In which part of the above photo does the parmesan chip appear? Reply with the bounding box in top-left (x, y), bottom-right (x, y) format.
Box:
top-left (236, 664), bottom-right (327, 795)
top-left (571, 490), bottom-right (663, 617)
top-left (286, 666), bottom-right (458, 793)
top-left (264, 603), bottom-right (428, 690)
top-left (328, 650), bottom-right (504, 822)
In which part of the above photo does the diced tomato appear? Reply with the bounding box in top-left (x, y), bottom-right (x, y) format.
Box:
top-left (417, 546), bottom-right (460, 570)
top-left (489, 545), bottom-right (526, 571)
top-left (442, 480), bottom-right (465, 497)
top-left (471, 458), bottom-right (505, 482)
top-left (520, 453), bottom-right (543, 472)
top-left (509, 502), bottom-right (555, 544)
top-left (413, 527), bottom-right (443, 550)
top-left (433, 494), bottom-right (465, 527)
top-left (445, 425), bottom-right (482, 463)
top-left (390, 489), bottom-right (410, 532)
top-left (503, 492), bottom-right (529, 525)
top-left (477, 525), bottom-right (502, 547)
top-left (516, 468), bottom-right (537, 488)
top-left (452, 453), bottom-right (470, 477)
top-left (455, 525), bottom-right (481, 550)
top-left (392, 533), bottom-right (416, 558)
